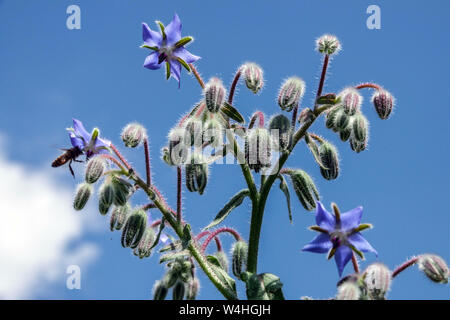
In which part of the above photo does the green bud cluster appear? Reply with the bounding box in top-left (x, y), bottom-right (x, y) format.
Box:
top-left (285, 169), bottom-right (319, 211)
top-left (318, 142), bottom-right (340, 180)
top-left (98, 179), bottom-right (115, 215)
top-left (133, 227), bottom-right (156, 259)
top-left (242, 62), bottom-right (264, 94)
top-left (185, 153), bottom-right (209, 195)
top-left (121, 208), bottom-right (147, 248)
top-left (73, 183), bottom-right (93, 211)
top-left (245, 128), bottom-right (271, 173)
top-left (166, 127), bottom-right (188, 166)
top-left (204, 77), bottom-right (226, 113)
top-left (85, 156), bottom-right (105, 184)
top-left (110, 204), bottom-right (131, 231)
top-left (231, 240), bottom-right (248, 278)
top-left (268, 114), bottom-right (291, 151)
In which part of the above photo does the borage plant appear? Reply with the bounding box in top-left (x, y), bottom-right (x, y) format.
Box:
top-left (58, 14), bottom-right (449, 300)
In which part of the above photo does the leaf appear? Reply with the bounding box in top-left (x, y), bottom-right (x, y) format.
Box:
top-left (175, 36), bottom-right (193, 48)
top-left (277, 174), bottom-right (293, 224)
top-left (203, 189), bottom-right (250, 230)
top-left (159, 250), bottom-right (190, 264)
top-left (181, 224), bottom-right (192, 249)
top-left (140, 44), bottom-right (158, 51)
top-left (165, 61), bottom-right (170, 80)
top-left (177, 57), bottom-right (191, 72)
top-left (220, 102), bottom-right (245, 124)
top-left (159, 240), bottom-right (182, 253)
top-left (150, 218), bottom-right (166, 250)
top-left (209, 263), bottom-right (237, 295)
top-left (316, 93), bottom-right (337, 105)
top-left (304, 133), bottom-right (328, 170)
top-left (206, 255), bottom-right (222, 268)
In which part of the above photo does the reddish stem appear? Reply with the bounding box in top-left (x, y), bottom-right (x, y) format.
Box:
top-left (201, 227), bottom-right (242, 252)
top-left (351, 253), bottom-right (360, 274)
top-left (228, 67), bottom-right (242, 105)
top-left (392, 257), bottom-right (419, 278)
top-left (355, 82), bottom-right (382, 91)
top-left (142, 203), bottom-right (157, 211)
top-left (196, 231), bottom-right (223, 252)
top-left (189, 63), bottom-right (205, 89)
top-left (143, 138), bottom-right (151, 187)
top-left (110, 144), bottom-right (131, 170)
top-left (150, 219), bottom-right (162, 228)
top-left (291, 105), bottom-right (298, 129)
top-left (316, 54), bottom-right (329, 98)
top-left (177, 166), bottom-right (182, 223)
top-left (249, 111), bottom-right (265, 129)
top-left (99, 154), bottom-right (124, 170)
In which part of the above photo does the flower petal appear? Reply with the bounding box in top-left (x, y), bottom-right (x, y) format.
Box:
top-left (302, 233), bottom-right (332, 253)
top-left (142, 22), bottom-right (162, 47)
top-left (165, 13), bottom-right (182, 46)
top-left (340, 206), bottom-right (363, 232)
top-left (160, 233), bottom-right (169, 243)
top-left (72, 119), bottom-right (91, 143)
top-left (334, 245), bottom-right (353, 277)
top-left (173, 47), bottom-right (200, 64)
top-left (143, 52), bottom-right (162, 70)
top-left (169, 59), bottom-right (181, 84)
top-left (94, 137), bottom-right (111, 154)
top-left (348, 233), bottom-right (377, 255)
top-left (69, 132), bottom-right (84, 150)
top-left (315, 201), bottom-right (336, 232)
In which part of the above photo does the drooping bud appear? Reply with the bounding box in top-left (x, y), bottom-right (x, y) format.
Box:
top-left (325, 106), bottom-right (342, 130)
top-left (349, 136), bottom-right (367, 153)
top-left (352, 113), bottom-right (369, 143)
top-left (338, 88), bottom-right (362, 116)
top-left (363, 263), bottom-right (391, 300)
top-left (339, 119), bottom-right (353, 142)
top-left (245, 128), bottom-right (271, 173)
top-left (172, 280), bottom-right (186, 300)
top-left (204, 78), bottom-right (226, 113)
top-left (334, 108), bottom-right (351, 132)
top-left (185, 278), bottom-right (200, 300)
top-left (121, 208), bottom-right (147, 248)
top-left (73, 183), bottom-right (93, 211)
top-left (318, 142), bottom-right (339, 180)
top-left (418, 254), bottom-right (449, 284)
top-left (185, 153), bottom-right (208, 195)
top-left (152, 280), bottom-right (168, 300)
top-left (268, 114), bottom-right (291, 151)
top-left (98, 180), bottom-right (115, 215)
top-left (163, 268), bottom-right (180, 288)
top-left (183, 118), bottom-right (203, 147)
top-left (215, 250), bottom-right (229, 272)
top-left (242, 62), bottom-right (264, 94)
top-left (278, 77), bottom-right (305, 112)
top-left (85, 156), bottom-right (105, 184)
top-left (336, 282), bottom-right (361, 300)
top-left (316, 34), bottom-right (341, 55)
top-left (133, 227), bottom-right (156, 259)
top-left (203, 118), bottom-right (224, 148)
top-left (372, 89), bottom-right (394, 120)
top-left (231, 240), bottom-right (248, 278)
top-left (167, 127), bottom-right (188, 166)
top-left (285, 169), bottom-right (320, 211)
top-left (121, 123), bottom-right (147, 148)
top-left (111, 176), bottom-right (133, 206)
top-left (110, 204), bottom-right (131, 231)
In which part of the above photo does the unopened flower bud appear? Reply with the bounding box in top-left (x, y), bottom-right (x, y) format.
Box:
top-left (278, 77), bottom-right (305, 112)
top-left (168, 127), bottom-right (188, 166)
top-left (352, 113), bottom-right (369, 143)
top-left (215, 250), bottom-right (229, 272)
top-left (111, 176), bottom-right (132, 206)
top-left (334, 108), bottom-right (351, 131)
top-left (243, 62), bottom-right (264, 94)
top-left (364, 263), bottom-right (391, 300)
top-left (231, 240), bottom-right (248, 278)
top-left (245, 128), bottom-right (271, 173)
top-left (121, 208), bottom-right (147, 248)
top-left (339, 88), bottom-right (362, 116)
top-left (185, 278), bottom-right (200, 300)
top-left (349, 136), bottom-right (367, 153)
top-left (85, 156), bottom-right (105, 184)
top-left (268, 114), bottom-right (291, 151)
top-left (319, 142), bottom-right (339, 180)
top-left (172, 280), bottom-right (186, 300)
top-left (325, 106), bottom-right (342, 130)
top-left (98, 180), bottom-right (114, 215)
top-left (184, 118), bottom-right (203, 147)
top-left (110, 204), bottom-right (131, 231)
top-left (152, 280), bottom-right (168, 300)
top-left (418, 254), bottom-right (449, 284)
top-left (133, 227), bottom-right (156, 259)
top-left (185, 154), bottom-right (208, 195)
top-left (121, 123), bottom-right (147, 148)
top-left (316, 34), bottom-right (341, 55)
top-left (372, 89), bottom-right (395, 120)
top-left (204, 78), bottom-right (226, 113)
top-left (339, 123), bottom-right (353, 142)
top-left (285, 169), bottom-right (319, 211)
top-left (298, 108), bottom-right (315, 124)
top-left (336, 282), bottom-right (361, 300)
top-left (73, 183), bottom-right (93, 211)
top-left (203, 118), bottom-right (224, 148)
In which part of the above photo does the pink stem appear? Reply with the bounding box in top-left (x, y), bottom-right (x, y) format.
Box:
top-left (99, 154), bottom-right (124, 170)
top-left (351, 253), bottom-right (360, 274)
top-left (316, 54), bottom-right (329, 98)
top-left (392, 257), bottom-right (419, 278)
top-left (177, 166), bottom-right (182, 224)
top-left (143, 138), bottom-right (151, 187)
top-left (110, 144), bottom-right (131, 170)
top-left (201, 227), bottom-right (242, 252)
top-left (355, 82), bottom-right (382, 91)
top-left (228, 67), bottom-right (242, 105)
top-left (249, 111), bottom-right (265, 129)
top-left (142, 203), bottom-right (157, 211)
top-left (291, 105), bottom-right (298, 129)
top-left (150, 219), bottom-right (162, 228)
top-left (189, 63), bottom-right (205, 89)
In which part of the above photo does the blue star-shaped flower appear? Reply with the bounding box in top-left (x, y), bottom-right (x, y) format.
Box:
top-left (302, 201), bottom-right (377, 277)
top-left (68, 119), bottom-right (110, 158)
top-left (141, 13), bottom-right (200, 86)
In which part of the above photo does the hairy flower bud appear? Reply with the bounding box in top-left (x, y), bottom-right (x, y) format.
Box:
top-left (316, 34), bottom-right (341, 55)
top-left (372, 89), bottom-right (394, 120)
top-left (184, 118), bottom-right (203, 147)
top-left (98, 180), bottom-right (114, 215)
top-left (121, 209), bottom-right (147, 248)
top-left (336, 282), bottom-right (361, 300)
top-left (349, 136), bottom-right (367, 153)
top-left (231, 240), bottom-right (248, 278)
top-left (133, 227), bottom-right (156, 259)
top-left (215, 250), bottom-right (229, 272)
top-left (245, 128), bottom-right (271, 173)
top-left (168, 127), bottom-right (188, 166)
top-left (319, 142), bottom-right (339, 180)
top-left (73, 183), bottom-right (92, 211)
top-left (111, 176), bottom-right (133, 206)
top-left (268, 114), bottom-right (291, 151)
top-left (110, 204), bottom-right (131, 231)
top-left (285, 169), bottom-right (320, 211)
top-left (204, 78), bottom-right (226, 113)
top-left (152, 280), bottom-right (168, 300)
top-left (334, 108), bottom-right (351, 131)
top-left (203, 118), bottom-right (224, 148)
top-left (364, 263), bottom-right (391, 300)
top-left (121, 123), bottom-right (147, 148)
top-left (278, 77), bottom-right (305, 112)
top-left (418, 254), bottom-right (449, 284)
top-left (243, 62), bottom-right (264, 94)
top-left (172, 280), bottom-right (186, 300)
top-left (85, 156), bottom-right (105, 184)
top-left (185, 278), bottom-right (200, 300)
top-left (352, 113), bottom-right (369, 143)
top-left (185, 154), bottom-right (208, 195)
top-left (325, 106), bottom-right (342, 130)
top-left (339, 88), bottom-right (362, 116)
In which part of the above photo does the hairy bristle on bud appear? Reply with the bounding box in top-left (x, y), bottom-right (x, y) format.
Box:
top-left (278, 77), bottom-right (305, 112)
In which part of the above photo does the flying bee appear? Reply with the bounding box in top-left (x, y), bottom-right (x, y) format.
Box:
top-left (51, 147), bottom-right (84, 177)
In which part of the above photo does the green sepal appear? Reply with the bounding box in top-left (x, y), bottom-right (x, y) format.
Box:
top-left (175, 36), bottom-right (193, 48)
top-left (309, 225), bottom-right (329, 234)
top-left (90, 128), bottom-right (99, 142)
top-left (316, 93), bottom-right (337, 105)
top-left (156, 20), bottom-right (166, 39)
top-left (150, 218), bottom-right (166, 251)
top-left (140, 44), bottom-right (158, 51)
top-left (165, 62), bottom-right (171, 80)
top-left (159, 239), bottom-right (182, 253)
top-left (159, 250), bottom-right (190, 264)
top-left (349, 244), bottom-right (365, 259)
top-left (203, 189), bottom-right (250, 230)
top-left (277, 174), bottom-right (293, 224)
top-left (181, 224), bottom-right (192, 249)
top-left (177, 57), bottom-right (191, 72)
top-left (353, 223), bottom-right (373, 233)
top-left (220, 102), bottom-right (245, 124)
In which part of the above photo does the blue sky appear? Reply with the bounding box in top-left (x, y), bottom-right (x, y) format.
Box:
top-left (0, 0), bottom-right (449, 299)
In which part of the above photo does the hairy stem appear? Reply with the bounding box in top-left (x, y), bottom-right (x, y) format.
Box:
top-left (143, 138), bottom-right (151, 186)
top-left (392, 257), bottom-right (419, 278)
top-left (177, 166), bottom-right (182, 224)
top-left (351, 253), bottom-right (360, 274)
top-left (201, 227), bottom-right (242, 252)
top-left (355, 82), bottom-right (382, 91)
top-left (189, 63), bottom-right (205, 89)
top-left (228, 67), bottom-right (242, 105)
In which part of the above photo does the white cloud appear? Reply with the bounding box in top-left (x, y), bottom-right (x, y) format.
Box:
top-left (0, 137), bottom-right (100, 299)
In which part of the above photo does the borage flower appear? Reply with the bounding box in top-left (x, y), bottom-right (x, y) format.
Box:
top-left (68, 118), bottom-right (111, 158)
top-left (302, 201), bottom-right (377, 277)
top-left (141, 13), bottom-right (200, 86)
